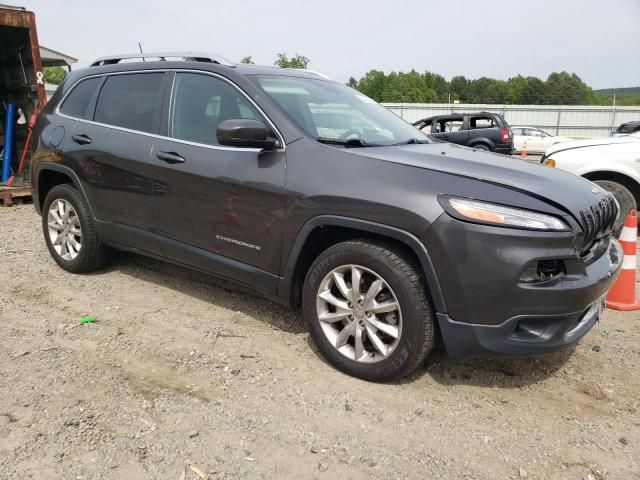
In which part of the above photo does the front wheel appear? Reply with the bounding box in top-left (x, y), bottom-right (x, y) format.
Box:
top-left (302, 240), bottom-right (434, 381)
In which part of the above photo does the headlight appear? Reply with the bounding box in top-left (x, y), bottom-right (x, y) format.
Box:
top-left (543, 158), bottom-right (556, 167)
top-left (440, 197), bottom-right (569, 231)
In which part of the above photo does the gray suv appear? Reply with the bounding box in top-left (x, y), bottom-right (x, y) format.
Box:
top-left (31, 53), bottom-right (621, 381)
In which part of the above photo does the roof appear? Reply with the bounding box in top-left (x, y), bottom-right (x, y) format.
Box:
top-left (40, 46), bottom-right (77, 68)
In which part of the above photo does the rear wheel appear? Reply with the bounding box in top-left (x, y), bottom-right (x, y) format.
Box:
top-left (302, 240), bottom-right (434, 381)
top-left (471, 144), bottom-right (490, 151)
top-left (42, 184), bottom-right (109, 273)
top-left (593, 180), bottom-right (636, 235)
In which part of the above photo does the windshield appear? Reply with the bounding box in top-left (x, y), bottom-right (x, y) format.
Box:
top-left (249, 75), bottom-right (429, 146)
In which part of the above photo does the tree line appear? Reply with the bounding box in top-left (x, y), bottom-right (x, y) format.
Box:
top-left (43, 53), bottom-right (638, 106)
top-left (349, 70), bottom-right (634, 106)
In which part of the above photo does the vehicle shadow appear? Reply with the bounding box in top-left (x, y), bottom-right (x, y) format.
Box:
top-left (409, 346), bottom-right (576, 388)
top-left (96, 251), bottom-right (575, 387)
top-left (96, 251), bottom-right (307, 334)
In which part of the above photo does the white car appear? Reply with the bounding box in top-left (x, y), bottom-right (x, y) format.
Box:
top-left (511, 126), bottom-right (577, 154)
top-left (541, 132), bottom-right (640, 232)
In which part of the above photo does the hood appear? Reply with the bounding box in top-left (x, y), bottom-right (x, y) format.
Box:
top-left (348, 142), bottom-right (608, 216)
top-left (544, 135), bottom-right (640, 157)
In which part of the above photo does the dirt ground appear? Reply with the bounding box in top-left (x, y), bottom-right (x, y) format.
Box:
top-left (1, 204), bottom-right (639, 480)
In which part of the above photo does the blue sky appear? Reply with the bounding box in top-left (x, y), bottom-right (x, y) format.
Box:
top-left (20, 0), bottom-right (640, 89)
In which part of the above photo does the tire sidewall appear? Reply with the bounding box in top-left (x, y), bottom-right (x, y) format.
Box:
top-left (42, 184), bottom-right (95, 272)
top-left (593, 180), bottom-right (636, 234)
top-left (302, 243), bottom-right (429, 381)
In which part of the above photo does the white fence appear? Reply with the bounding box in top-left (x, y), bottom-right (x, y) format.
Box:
top-left (382, 103), bottom-right (640, 138)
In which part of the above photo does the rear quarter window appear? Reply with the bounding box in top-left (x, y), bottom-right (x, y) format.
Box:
top-left (93, 73), bottom-right (165, 133)
top-left (59, 77), bottom-right (101, 119)
top-left (469, 116), bottom-right (497, 129)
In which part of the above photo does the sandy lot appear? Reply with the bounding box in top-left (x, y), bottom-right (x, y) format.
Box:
top-left (1, 204), bottom-right (639, 480)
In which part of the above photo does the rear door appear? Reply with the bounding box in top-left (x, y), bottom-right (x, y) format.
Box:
top-left (431, 115), bottom-right (468, 145)
top-left (149, 71), bottom-right (286, 288)
top-left (468, 114), bottom-right (499, 147)
top-left (63, 71), bottom-right (167, 254)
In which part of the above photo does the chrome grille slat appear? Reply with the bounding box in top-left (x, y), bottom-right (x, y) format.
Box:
top-left (579, 194), bottom-right (618, 254)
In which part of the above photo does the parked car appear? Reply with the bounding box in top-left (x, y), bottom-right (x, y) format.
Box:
top-left (612, 121), bottom-right (640, 137)
top-left (32, 52), bottom-right (621, 381)
top-left (541, 133), bottom-right (640, 232)
top-left (413, 112), bottom-right (514, 154)
top-left (511, 126), bottom-right (575, 154)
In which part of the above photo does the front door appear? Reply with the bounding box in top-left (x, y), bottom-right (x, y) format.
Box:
top-left (150, 72), bottom-right (286, 290)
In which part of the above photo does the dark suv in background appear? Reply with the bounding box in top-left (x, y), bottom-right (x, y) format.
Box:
top-left (32, 53), bottom-right (621, 381)
top-left (413, 112), bottom-right (514, 154)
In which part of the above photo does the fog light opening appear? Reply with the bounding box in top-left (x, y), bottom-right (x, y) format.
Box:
top-left (519, 259), bottom-right (566, 284)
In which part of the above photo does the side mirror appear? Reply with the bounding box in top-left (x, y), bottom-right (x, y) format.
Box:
top-left (217, 119), bottom-right (279, 150)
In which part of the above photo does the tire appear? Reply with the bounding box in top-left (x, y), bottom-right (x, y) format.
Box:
top-left (42, 184), bottom-right (109, 273)
top-left (471, 144), bottom-right (490, 151)
top-left (593, 180), bottom-right (636, 235)
top-left (302, 239), bottom-right (434, 381)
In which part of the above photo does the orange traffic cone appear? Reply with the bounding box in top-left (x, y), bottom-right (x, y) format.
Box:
top-left (606, 210), bottom-right (640, 311)
top-left (520, 141), bottom-right (527, 159)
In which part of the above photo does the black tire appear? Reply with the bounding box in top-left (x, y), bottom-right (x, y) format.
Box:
top-left (42, 184), bottom-right (109, 273)
top-left (302, 239), bottom-right (434, 382)
top-left (471, 144), bottom-right (490, 151)
top-left (593, 180), bottom-right (636, 235)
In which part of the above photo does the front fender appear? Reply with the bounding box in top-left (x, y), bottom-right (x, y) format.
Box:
top-left (277, 215), bottom-right (447, 313)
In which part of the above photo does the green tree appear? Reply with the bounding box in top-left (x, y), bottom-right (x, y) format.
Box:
top-left (521, 77), bottom-right (546, 104)
top-left (347, 76), bottom-right (358, 89)
top-left (544, 71), bottom-right (595, 105)
top-left (274, 53), bottom-right (310, 69)
top-left (43, 66), bottom-right (66, 85)
top-left (355, 70), bottom-right (387, 102)
top-left (381, 71), bottom-right (438, 103)
top-left (505, 75), bottom-right (528, 104)
top-left (422, 71), bottom-right (449, 102)
top-left (240, 56), bottom-right (254, 64)
top-left (449, 75), bottom-right (469, 102)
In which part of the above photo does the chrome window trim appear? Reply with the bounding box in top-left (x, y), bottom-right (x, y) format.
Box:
top-left (55, 69), bottom-right (286, 154)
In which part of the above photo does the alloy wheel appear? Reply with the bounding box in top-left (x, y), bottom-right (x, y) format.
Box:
top-left (315, 264), bottom-right (403, 363)
top-left (47, 198), bottom-right (82, 261)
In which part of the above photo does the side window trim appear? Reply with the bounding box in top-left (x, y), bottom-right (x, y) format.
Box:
top-left (84, 76), bottom-right (107, 121)
top-left (55, 69), bottom-right (285, 153)
top-left (159, 72), bottom-right (176, 138)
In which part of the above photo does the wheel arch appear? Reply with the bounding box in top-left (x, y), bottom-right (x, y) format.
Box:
top-left (582, 170), bottom-right (640, 208)
top-left (278, 216), bottom-right (447, 314)
top-left (36, 163), bottom-right (91, 216)
top-left (467, 138), bottom-right (495, 150)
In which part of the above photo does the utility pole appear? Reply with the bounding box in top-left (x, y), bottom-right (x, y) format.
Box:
top-left (610, 93), bottom-right (617, 135)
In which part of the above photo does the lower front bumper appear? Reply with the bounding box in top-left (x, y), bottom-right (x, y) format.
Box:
top-left (437, 298), bottom-right (605, 361)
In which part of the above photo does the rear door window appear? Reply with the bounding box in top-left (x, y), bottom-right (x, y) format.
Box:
top-left (93, 73), bottom-right (165, 133)
top-left (434, 118), bottom-right (464, 133)
top-left (59, 77), bottom-right (101, 119)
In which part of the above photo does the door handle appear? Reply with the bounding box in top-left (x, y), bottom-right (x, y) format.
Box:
top-left (71, 134), bottom-right (92, 145)
top-left (156, 151), bottom-right (185, 164)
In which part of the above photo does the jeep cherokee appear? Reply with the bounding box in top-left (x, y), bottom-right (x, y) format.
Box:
top-left (31, 52), bottom-right (622, 381)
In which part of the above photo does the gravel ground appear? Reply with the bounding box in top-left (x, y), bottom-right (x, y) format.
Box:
top-left (1, 204), bottom-right (639, 480)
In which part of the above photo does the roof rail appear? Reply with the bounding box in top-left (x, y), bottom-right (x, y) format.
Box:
top-left (285, 68), bottom-right (332, 80)
top-left (90, 52), bottom-right (234, 67)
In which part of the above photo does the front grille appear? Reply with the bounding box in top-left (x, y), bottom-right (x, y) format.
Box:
top-left (579, 194), bottom-right (618, 253)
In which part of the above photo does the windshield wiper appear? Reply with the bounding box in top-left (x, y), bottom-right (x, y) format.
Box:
top-left (390, 138), bottom-right (430, 146)
top-left (316, 137), bottom-right (380, 148)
